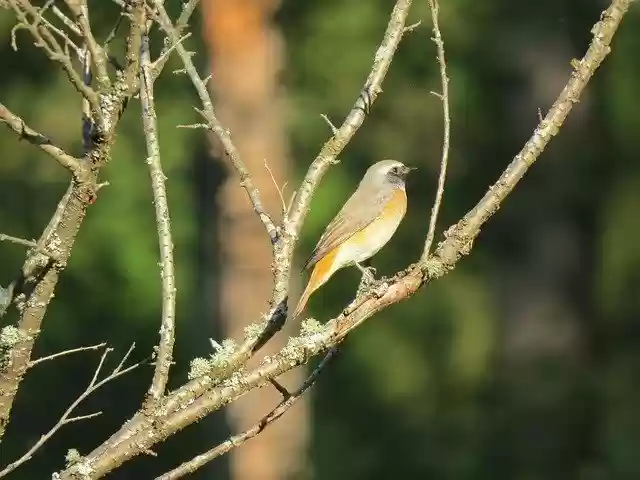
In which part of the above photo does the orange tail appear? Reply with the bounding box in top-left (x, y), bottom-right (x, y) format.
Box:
top-left (292, 250), bottom-right (338, 318)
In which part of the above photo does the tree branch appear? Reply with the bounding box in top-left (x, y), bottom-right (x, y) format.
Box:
top-left (8, 0), bottom-right (103, 126)
top-left (28, 342), bottom-right (107, 368)
top-left (63, 0), bottom-right (110, 89)
top-left (422, 0), bottom-right (451, 260)
top-left (152, 0), bottom-right (277, 242)
top-left (53, 0), bottom-right (632, 476)
top-left (140, 28), bottom-right (177, 404)
top-left (286, 0), bottom-right (414, 235)
top-left (0, 1), bottom-right (135, 441)
top-left (0, 102), bottom-right (82, 174)
top-left (155, 348), bottom-right (339, 480)
top-left (52, 2), bottom-right (416, 472)
top-left (0, 345), bottom-right (140, 478)
top-left (248, 0), bottom-right (415, 353)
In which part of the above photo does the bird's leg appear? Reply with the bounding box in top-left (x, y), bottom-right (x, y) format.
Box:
top-left (354, 261), bottom-right (377, 297)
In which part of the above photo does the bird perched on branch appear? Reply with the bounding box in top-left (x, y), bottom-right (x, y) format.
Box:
top-left (292, 159), bottom-right (414, 318)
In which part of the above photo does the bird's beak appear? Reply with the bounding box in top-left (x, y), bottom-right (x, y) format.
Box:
top-left (401, 165), bottom-right (417, 176)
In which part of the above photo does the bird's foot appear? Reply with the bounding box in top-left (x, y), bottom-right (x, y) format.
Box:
top-left (355, 262), bottom-right (377, 297)
top-left (355, 262), bottom-right (376, 283)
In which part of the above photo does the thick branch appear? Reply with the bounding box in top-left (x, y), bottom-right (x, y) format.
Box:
top-left (0, 0), bottom-right (134, 440)
top-left (53, 1), bottom-right (416, 472)
top-left (155, 348), bottom-right (339, 480)
top-left (140, 31), bottom-right (177, 403)
top-left (53, 0), bottom-right (632, 476)
top-left (0, 103), bottom-right (82, 173)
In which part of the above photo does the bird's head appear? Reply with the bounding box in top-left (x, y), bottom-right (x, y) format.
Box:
top-left (366, 159), bottom-right (416, 186)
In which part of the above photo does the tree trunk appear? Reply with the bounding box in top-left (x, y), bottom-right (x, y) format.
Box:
top-left (201, 1), bottom-right (310, 479)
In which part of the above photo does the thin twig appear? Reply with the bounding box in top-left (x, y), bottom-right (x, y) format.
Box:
top-left (8, 0), bottom-right (102, 122)
top-left (150, 0), bottom-right (201, 81)
top-left (0, 233), bottom-right (37, 249)
top-left (140, 30), bottom-right (177, 402)
top-left (63, 0), bottom-right (110, 88)
top-left (155, 348), bottom-right (339, 480)
top-left (0, 345), bottom-right (141, 477)
top-left (422, 0), bottom-right (451, 260)
top-left (152, 0), bottom-right (278, 242)
top-left (28, 342), bottom-right (107, 368)
top-left (264, 160), bottom-right (288, 217)
top-left (30, 0), bottom-right (83, 59)
top-left (320, 114), bottom-right (339, 135)
top-left (151, 32), bottom-right (192, 71)
top-left (51, 6), bottom-right (81, 36)
top-left (0, 103), bottom-right (82, 173)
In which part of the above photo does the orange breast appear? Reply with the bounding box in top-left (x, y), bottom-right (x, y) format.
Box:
top-left (337, 188), bottom-right (407, 264)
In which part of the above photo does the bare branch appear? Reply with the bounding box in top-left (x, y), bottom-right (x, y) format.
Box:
top-left (63, 0), bottom-right (110, 88)
top-left (0, 233), bottom-right (37, 250)
top-left (155, 348), bottom-right (339, 480)
top-left (140, 28), bottom-right (177, 403)
top-left (0, 103), bottom-right (82, 173)
top-left (286, 0), bottom-right (415, 235)
top-left (152, 0), bottom-right (278, 242)
top-left (51, 6), bottom-right (81, 36)
top-left (28, 342), bottom-right (107, 368)
top-left (150, 0), bottom-right (201, 80)
top-left (422, 0), bottom-right (451, 260)
top-left (151, 32), bottom-right (192, 71)
top-left (0, 346), bottom-right (141, 478)
top-left (247, 0), bottom-right (416, 353)
top-left (8, 0), bottom-right (102, 123)
top-left (53, 1), bottom-right (632, 476)
top-left (0, 0), bottom-right (133, 440)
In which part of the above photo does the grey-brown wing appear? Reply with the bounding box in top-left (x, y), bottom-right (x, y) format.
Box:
top-left (303, 187), bottom-right (392, 270)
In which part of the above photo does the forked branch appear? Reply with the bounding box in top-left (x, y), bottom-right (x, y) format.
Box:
top-left (0, 345), bottom-right (140, 478)
top-left (155, 348), bottom-right (339, 480)
top-left (50, 0), bottom-right (632, 478)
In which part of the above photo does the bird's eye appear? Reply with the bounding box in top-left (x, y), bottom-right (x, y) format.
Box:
top-left (390, 167), bottom-right (398, 174)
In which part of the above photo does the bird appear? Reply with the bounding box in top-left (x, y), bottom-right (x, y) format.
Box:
top-left (292, 159), bottom-right (414, 318)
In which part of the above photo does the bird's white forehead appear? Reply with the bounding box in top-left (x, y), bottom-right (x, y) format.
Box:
top-left (371, 159), bottom-right (404, 174)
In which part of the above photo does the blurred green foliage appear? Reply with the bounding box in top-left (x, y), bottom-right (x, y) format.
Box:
top-left (1, 0), bottom-right (640, 478)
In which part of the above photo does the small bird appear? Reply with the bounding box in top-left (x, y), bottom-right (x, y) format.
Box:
top-left (292, 159), bottom-right (414, 318)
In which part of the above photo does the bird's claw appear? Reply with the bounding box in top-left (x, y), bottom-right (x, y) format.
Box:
top-left (355, 262), bottom-right (376, 283)
top-left (355, 262), bottom-right (377, 297)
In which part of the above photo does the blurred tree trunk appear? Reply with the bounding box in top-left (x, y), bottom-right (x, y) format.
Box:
top-left (200, 1), bottom-right (310, 479)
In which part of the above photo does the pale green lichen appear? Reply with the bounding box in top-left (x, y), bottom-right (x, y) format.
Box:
top-left (188, 357), bottom-right (212, 380)
top-left (279, 336), bottom-right (307, 366)
top-left (65, 449), bottom-right (81, 466)
top-left (243, 321), bottom-right (267, 341)
top-left (188, 338), bottom-right (239, 379)
top-left (0, 325), bottom-right (28, 348)
top-left (62, 449), bottom-right (93, 478)
top-left (300, 318), bottom-right (323, 336)
top-left (0, 326), bottom-right (30, 369)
